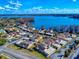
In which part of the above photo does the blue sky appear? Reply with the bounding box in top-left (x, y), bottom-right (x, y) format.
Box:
top-left (21, 0), bottom-right (79, 9)
top-left (0, 0), bottom-right (79, 14)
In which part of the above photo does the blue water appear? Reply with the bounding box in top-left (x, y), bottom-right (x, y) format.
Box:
top-left (33, 16), bottom-right (79, 29)
top-left (1, 16), bottom-right (79, 29)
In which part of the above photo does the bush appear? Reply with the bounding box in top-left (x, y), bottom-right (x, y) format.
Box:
top-left (0, 39), bottom-right (6, 46)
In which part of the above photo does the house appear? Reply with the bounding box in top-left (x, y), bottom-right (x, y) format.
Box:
top-left (71, 34), bottom-right (77, 38)
top-left (34, 43), bottom-right (56, 57)
top-left (45, 29), bottom-right (54, 36)
top-left (44, 47), bottom-right (56, 57)
top-left (14, 40), bottom-right (28, 49)
top-left (76, 37), bottom-right (79, 41)
top-left (57, 33), bottom-right (65, 39)
top-left (39, 30), bottom-right (45, 34)
top-left (64, 37), bottom-right (72, 42)
top-left (35, 35), bottom-right (43, 43)
top-left (33, 43), bottom-right (48, 57)
top-left (19, 31), bottom-right (26, 35)
top-left (45, 32), bottom-right (53, 36)
top-left (60, 40), bottom-right (67, 46)
top-left (15, 40), bottom-right (23, 45)
top-left (27, 42), bottom-right (35, 50)
top-left (55, 39), bottom-right (67, 46)
top-left (52, 43), bottom-right (61, 49)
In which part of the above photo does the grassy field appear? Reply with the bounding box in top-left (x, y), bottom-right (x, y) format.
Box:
top-left (31, 50), bottom-right (50, 59)
top-left (0, 54), bottom-right (10, 59)
top-left (7, 44), bottom-right (50, 59)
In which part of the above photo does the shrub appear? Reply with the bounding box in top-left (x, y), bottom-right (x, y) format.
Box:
top-left (0, 39), bottom-right (6, 46)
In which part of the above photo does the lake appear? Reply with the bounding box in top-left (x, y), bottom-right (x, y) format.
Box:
top-left (33, 16), bottom-right (79, 29)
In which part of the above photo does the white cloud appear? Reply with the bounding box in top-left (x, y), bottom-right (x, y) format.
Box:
top-left (1, 6), bottom-right (79, 14)
top-left (0, 0), bottom-right (22, 12)
top-left (4, 4), bottom-right (18, 10)
top-left (32, 6), bottom-right (43, 9)
top-left (5, 5), bottom-right (12, 9)
top-left (9, 0), bottom-right (22, 7)
top-left (53, 7), bottom-right (59, 9)
top-left (0, 6), bottom-right (5, 10)
top-left (22, 7), bottom-right (79, 14)
top-left (15, 3), bottom-right (22, 8)
top-left (73, 0), bottom-right (77, 2)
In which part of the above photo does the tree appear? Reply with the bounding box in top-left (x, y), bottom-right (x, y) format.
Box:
top-left (0, 39), bottom-right (6, 46)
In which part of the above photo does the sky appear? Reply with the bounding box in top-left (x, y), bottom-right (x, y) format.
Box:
top-left (0, 0), bottom-right (79, 14)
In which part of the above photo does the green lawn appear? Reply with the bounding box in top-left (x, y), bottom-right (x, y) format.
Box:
top-left (31, 50), bottom-right (50, 59)
top-left (0, 54), bottom-right (9, 59)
